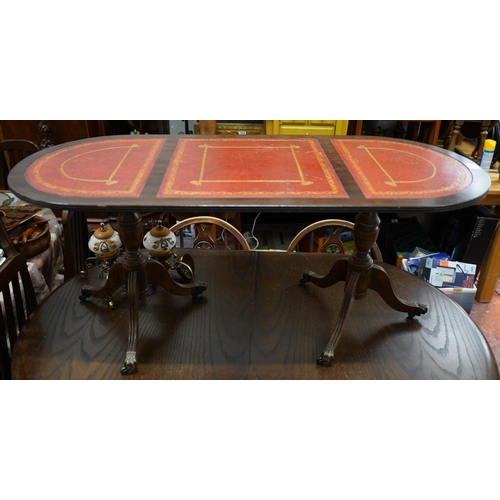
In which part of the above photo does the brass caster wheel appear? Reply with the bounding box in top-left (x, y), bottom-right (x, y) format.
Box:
top-left (407, 303), bottom-right (428, 319)
top-left (316, 356), bottom-right (332, 367)
top-left (121, 352), bottom-right (137, 375)
top-left (299, 272), bottom-right (312, 285)
top-left (191, 282), bottom-right (207, 298)
top-left (79, 287), bottom-right (91, 302)
top-left (316, 346), bottom-right (335, 367)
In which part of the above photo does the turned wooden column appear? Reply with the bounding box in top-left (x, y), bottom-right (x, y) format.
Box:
top-left (117, 211), bottom-right (149, 295)
top-left (349, 211), bottom-right (380, 299)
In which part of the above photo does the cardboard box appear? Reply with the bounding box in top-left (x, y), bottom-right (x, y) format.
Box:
top-left (418, 258), bottom-right (476, 288)
top-left (401, 258), bottom-right (477, 313)
top-left (403, 252), bottom-right (450, 274)
top-left (438, 285), bottom-right (477, 314)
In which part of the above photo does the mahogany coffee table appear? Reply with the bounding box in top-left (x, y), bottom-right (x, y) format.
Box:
top-left (8, 135), bottom-right (491, 373)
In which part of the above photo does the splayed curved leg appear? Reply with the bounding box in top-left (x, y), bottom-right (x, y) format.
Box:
top-left (316, 270), bottom-right (360, 366)
top-left (79, 211), bottom-right (208, 375)
top-left (121, 270), bottom-right (139, 375)
top-left (79, 262), bottom-right (127, 307)
top-left (368, 264), bottom-right (428, 317)
top-left (300, 257), bottom-right (349, 287)
top-left (303, 212), bottom-right (428, 367)
top-left (146, 260), bottom-right (206, 297)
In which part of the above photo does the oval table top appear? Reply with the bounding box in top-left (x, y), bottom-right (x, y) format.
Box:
top-left (11, 251), bottom-right (499, 380)
top-left (8, 135), bottom-right (490, 213)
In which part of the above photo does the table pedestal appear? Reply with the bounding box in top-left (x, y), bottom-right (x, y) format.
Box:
top-left (300, 211), bottom-right (428, 365)
top-left (79, 211), bottom-right (206, 374)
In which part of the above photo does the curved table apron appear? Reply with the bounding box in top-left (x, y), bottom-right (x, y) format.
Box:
top-left (8, 136), bottom-right (492, 374)
top-left (11, 251), bottom-right (499, 380)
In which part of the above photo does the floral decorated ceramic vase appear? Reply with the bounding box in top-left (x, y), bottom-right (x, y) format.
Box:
top-left (88, 222), bottom-right (122, 259)
top-left (143, 220), bottom-right (176, 259)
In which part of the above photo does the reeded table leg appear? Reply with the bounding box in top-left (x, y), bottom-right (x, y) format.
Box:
top-left (300, 211), bottom-right (428, 366)
top-left (80, 211), bottom-right (206, 375)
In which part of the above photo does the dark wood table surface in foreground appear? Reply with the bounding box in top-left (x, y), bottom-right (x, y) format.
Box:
top-left (12, 251), bottom-right (499, 380)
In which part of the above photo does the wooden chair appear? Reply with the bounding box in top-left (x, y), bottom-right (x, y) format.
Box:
top-left (169, 216), bottom-right (251, 250)
top-left (446, 120), bottom-right (498, 161)
top-left (0, 212), bottom-right (17, 256)
top-left (0, 214), bottom-right (37, 379)
top-left (286, 219), bottom-right (383, 261)
top-left (0, 139), bottom-right (40, 190)
top-left (167, 211), bottom-right (242, 235)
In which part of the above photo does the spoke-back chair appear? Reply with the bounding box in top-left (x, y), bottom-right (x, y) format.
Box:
top-left (286, 219), bottom-right (383, 261)
top-left (0, 214), bottom-right (37, 379)
top-left (0, 139), bottom-right (40, 190)
top-left (169, 216), bottom-right (250, 251)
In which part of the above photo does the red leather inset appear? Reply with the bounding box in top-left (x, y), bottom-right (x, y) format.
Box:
top-left (332, 138), bottom-right (472, 198)
top-left (25, 138), bottom-right (165, 197)
top-left (158, 138), bottom-right (347, 198)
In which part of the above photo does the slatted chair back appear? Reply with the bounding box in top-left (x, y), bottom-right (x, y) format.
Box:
top-left (0, 216), bottom-right (37, 379)
top-left (286, 219), bottom-right (383, 261)
top-left (0, 139), bottom-right (40, 190)
top-left (0, 212), bottom-right (17, 256)
top-left (169, 216), bottom-right (251, 251)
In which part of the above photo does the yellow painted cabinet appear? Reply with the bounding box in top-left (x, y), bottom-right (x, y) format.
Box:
top-left (266, 120), bottom-right (348, 135)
